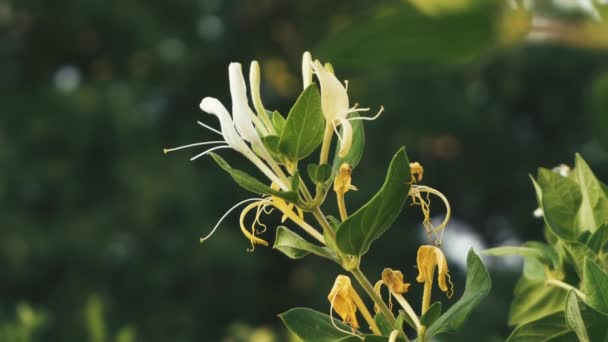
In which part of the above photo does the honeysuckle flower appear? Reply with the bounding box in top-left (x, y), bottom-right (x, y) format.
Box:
top-left (200, 188), bottom-right (317, 250)
top-left (310, 58), bottom-right (384, 157)
top-left (328, 275), bottom-right (361, 331)
top-left (334, 163), bottom-right (357, 195)
top-left (416, 245), bottom-right (454, 298)
top-left (164, 62), bottom-right (289, 190)
top-left (381, 268), bottom-right (410, 295)
top-left (410, 162), bottom-right (424, 183)
top-left (374, 269), bottom-right (421, 334)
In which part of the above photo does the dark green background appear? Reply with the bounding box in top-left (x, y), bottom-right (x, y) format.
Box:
top-left (2, 0), bottom-right (608, 341)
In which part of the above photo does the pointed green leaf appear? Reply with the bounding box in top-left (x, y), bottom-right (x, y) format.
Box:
top-left (420, 301), bottom-right (442, 327)
top-left (279, 308), bottom-right (388, 342)
top-left (270, 110), bottom-right (286, 135)
top-left (587, 224), bottom-right (608, 254)
top-left (583, 257), bottom-right (608, 315)
top-left (425, 250), bottom-right (491, 338)
top-left (560, 240), bottom-right (597, 279)
top-left (374, 313), bottom-right (393, 336)
top-left (209, 152), bottom-right (298, 202)
top-left (536, 168), bottom-right (582, 241)
top-left (308, 163), bottom-right (332, 184)
top-left (565, 291), bottom-right (590, 342)
top-left (506, 312), bottom-right (573, 342)
top-left (335, 148), bottom-right (410, 256)
top-left (332, 113), bottom-right (365, 172)
top-left (483, 241), bottom-right (559, 269)
top-left (509, 258), bottom-right (567, 326)
top-left (273, 227), bottom-right (337, 261)
top-left (278, 85), bottom-right (325, 160)
top-left (572, 154), bottom-right (608, 233)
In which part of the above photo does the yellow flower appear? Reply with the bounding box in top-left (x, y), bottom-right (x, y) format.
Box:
top-left (381, 268), bottom-right (410, 295)
top-left (409, 162), bottom-right (424, 183)
top-left (416, 245), bottom-right (454, 298)
top-left (328, 275), bottom-right (360, 330)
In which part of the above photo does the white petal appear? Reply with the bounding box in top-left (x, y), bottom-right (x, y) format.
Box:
top-left (200, 97), bottom-right (248, 153)
top-left (338, 119), bottom-right (353, 158)
top-left (312, 60), bottom-right (349, 121)
top-left (302, 51), bottom-right (313, 89)
top-left (229, 63), bottom-right (260, 143)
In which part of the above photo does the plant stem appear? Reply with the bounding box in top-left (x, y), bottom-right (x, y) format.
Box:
top-left (351, 267), bottom-right (410, 342)
top-left (350, 287), bottom-right (381, 336)
top-left (546, 279), bottom-right (587, 301)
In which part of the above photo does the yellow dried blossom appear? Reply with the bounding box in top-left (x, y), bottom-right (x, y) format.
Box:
top-left (416, 245), bottom-right (454, 298)
top-left (410, 162), bottom-right (424, 183)
top-left (328, 275), bottom-right (360, 330)
top-left (381, 268), bottom-right (411, 295)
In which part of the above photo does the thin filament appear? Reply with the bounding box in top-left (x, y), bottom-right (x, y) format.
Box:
top-left (197, 121), bottom-right (223, 136)
top-left (164, 141), bottom-right (226, 154)
top-left (190, 145), bottom-right (231, 161)
top-left (200, 197), bottom-right (264, 243)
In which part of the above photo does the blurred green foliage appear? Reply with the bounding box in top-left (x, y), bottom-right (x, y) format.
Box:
top-left (1, 0), bottom-right (608, 341)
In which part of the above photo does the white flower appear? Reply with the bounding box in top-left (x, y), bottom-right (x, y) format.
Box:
top-left (309, 57), bottom-right (383, 157)
top-left (164, 62), bottom-right (288, 190)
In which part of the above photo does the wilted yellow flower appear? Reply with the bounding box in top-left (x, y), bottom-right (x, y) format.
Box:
top-left (381, 268), bottom-right (410, 295)
top-left (334, 163), bottom-right (357, 194)
top-left (416, 245), bottom-right (454, 298)
top-left (409, 162), bottom-right (424, 183)
top-left (328, 275), bottom-right (360, 330)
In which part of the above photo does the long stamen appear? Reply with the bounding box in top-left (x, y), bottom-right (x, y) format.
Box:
top-left (200, 198), bottom-right (264, 244)
top-left (197, 121), bottom-right (223, 136)
top-left (163, 141), bottom-right (226, 154)
top-left (348, 106), bottom-right (384, 121)
top-left (190, 145), bottom-right (232, 161)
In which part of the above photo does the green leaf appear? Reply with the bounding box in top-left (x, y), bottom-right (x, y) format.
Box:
top-left (270, 110), bottom-right (286, 135)
top-left (572, 154), bottom-right (608, 233)
top-left (420, 301), bottom-right (442, 327)
top-left (335, 147), bottom-right (410, 256)
top-left (317, 3), bottom-right (500, 68)
top-left (509, 258), bottom-right (567, 326)
top-left (483, 241), bottom-right (559, 269)
top-left (332, 113), bottom-right (365, 172)
top-left (279, 308), bottom-right (388, 342)
top-left (583, 257), bottom-right (608, 315)
top-left (374, 313), bottom-right (393, 336)
top-left (559, 240), bottom-right (597, 279)
top-left (506, 312), bottom-right (573, 342)
top-left (261, 135), bottom-right (280, 153)
top-left (425, 250), bottom-right (491, 338)
top-left (278, 85), bottom-right (325, 161)
top-left (565, 291), bottom-right (590, 342)
top-left (308, 163), bottom-right (332, 184)
top-left (536, 168), bottom-right (583, 241)
top-left (587, 224), bottom-right (608, 254)
top-left (273, 227), bottom-right (337, 261)
top-left (209, 153), bottom-right (298, 202)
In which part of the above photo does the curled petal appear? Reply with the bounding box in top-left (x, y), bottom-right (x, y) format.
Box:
top-left (200, 97), bottom-right (248, 153)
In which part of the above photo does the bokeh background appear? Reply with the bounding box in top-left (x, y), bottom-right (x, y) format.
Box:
top-left (2, 0), bottom-right (608, 341)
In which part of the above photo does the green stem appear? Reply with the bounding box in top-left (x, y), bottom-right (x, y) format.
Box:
top-left (351, 267), bottom-right (410, 342)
